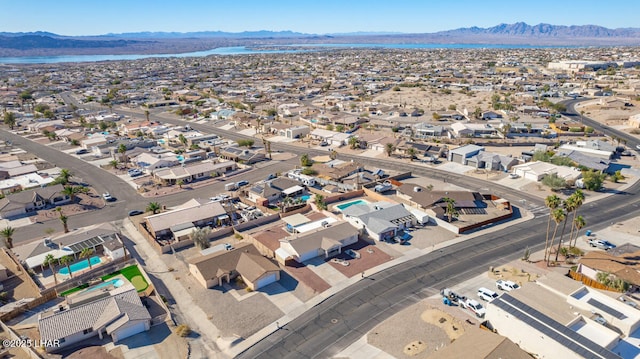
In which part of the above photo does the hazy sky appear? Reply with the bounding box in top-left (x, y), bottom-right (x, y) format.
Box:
top-left (3, 0), bottom-right (639, 36)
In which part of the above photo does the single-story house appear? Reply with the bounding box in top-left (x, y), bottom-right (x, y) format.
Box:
top-left (39, 284), bottom-right (151, 352)
top-left (0, 184), bottom-right (70, 219)
top-left (555, 150), bottom-right (611, 173)
top-left (152, 160), bottom-right (237, 185)
top-left (577, 250), bottom-right (640, 288)
top-left (342, 201), bottom-right (415, 241)
top-left (188, 242), bottom-right (280, 290)
top-left (19, 222), bottom-right (122, 270)
top-left (285, 125), bottom-right (310, 139)
top-left (450, 122), bottom-right (499, 138)
top-left (133, 152), bottom-right (180, 173)
top-left (0, 161), bottom-right (38, 179)
top-left (466, 152), bottom-right (520, 172)
top-left (412, 123), bottom-right (445, 138)
top-left (558, 141), bottom-right (615, 160)
top-left (448, 144), bottom-right (485, 164)
top-left (275, 221), bottom-right (359, 264)
top-left (219, 145), bottom-right (266, 164)
top-left (144, 199), bottom-right (228, 240)
top-left (246, 177), bottom-right (302, 205)
top-left (511, 161), bottom-right (582, 182)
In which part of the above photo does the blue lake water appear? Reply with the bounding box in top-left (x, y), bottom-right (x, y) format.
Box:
top-left (0, 43), bottom-right (572, 64)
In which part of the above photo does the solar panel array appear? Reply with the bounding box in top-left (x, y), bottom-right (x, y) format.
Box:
top-left (492, 294), bottom-right (621, 359)
top-left (588, 298), bottom-right (627, 320)
top-left (67, 233), bottom-right (117, 253)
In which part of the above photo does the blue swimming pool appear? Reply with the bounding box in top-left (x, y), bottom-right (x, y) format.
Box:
top-left (336, 199), bottom-right (368, 211)
top-left (301, 195), bottom-right (311, 201)
top-left (177, 155), bottom-right (185, 161)
top-left (83, 278), bottom-right (125, 293)
top-left (59, 256), bottom-right (101, 275)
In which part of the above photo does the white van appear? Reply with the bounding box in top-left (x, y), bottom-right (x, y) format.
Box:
top-left (477, 287), bottom-right (499, 302)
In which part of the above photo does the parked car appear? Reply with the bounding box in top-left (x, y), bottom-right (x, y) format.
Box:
top-left (496, 279), bottom-right (520, 292)
top-left (128, 210), bottom-right (144, 216)
top-left (345, 249), bottom-right (360, 259)
top-left (237, 180), bottom-right (249, 187)
top-left (460, 299), bottom-right (486, 318)
top-left (102, 193), bottom-right (115, 202)
top-left (477, 287), bottom-right (499, 302)
top-left (589, 239), bottom-right (616, 250)
top-left (75, 148), bottom-right (88, 155)
top-left (441, 288), bottom-right (466, 303)
top-left (128, 169), bottom-right (143, 177)
top-left (508, 173), bottom-right (520, 179)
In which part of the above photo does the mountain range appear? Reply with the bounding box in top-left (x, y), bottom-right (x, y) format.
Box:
top-left (2, 22), bottom-right (640, 57)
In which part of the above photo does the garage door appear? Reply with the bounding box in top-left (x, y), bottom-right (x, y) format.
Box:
top-left (112, 321), bottom-right (147, 342)
top-left (452, 154), bottom-right (463, 164)
top-left (254, 273), bottom-right (278, 289)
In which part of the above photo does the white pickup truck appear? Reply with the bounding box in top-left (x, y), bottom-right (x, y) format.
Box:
top-left (496, 279), bottom-right (520, 292)
top-left (460, 298), bottom-right (486, 318)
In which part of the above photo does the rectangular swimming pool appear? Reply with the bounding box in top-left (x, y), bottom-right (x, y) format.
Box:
top-left (59, 256), bottom-right (101, 276)
top-left (336, 199), bottom-right (369, 211)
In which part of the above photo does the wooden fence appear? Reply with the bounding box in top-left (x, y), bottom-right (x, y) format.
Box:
top-left (568, 270), bottom-right (619, 292)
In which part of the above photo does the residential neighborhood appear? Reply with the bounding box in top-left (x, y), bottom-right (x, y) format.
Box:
top-left (0, 33), bottom-right (640, 359)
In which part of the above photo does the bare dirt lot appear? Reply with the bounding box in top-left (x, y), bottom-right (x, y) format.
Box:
top-left (367, 300), bottom-right (468, 359)
top-left (374, 87), bottom-right (494, 115)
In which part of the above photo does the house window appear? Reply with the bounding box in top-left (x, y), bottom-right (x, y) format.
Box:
top-left (83, 328), bottom-right (92, 334)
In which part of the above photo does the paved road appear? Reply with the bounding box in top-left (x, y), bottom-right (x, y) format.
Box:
top-left (562, 98), bottom-right (640, 150)
top-left (237, 178), bottom-right (640, 359)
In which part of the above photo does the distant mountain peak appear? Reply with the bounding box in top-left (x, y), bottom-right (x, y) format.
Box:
top-left (439, 22), bottom-right (638, 38)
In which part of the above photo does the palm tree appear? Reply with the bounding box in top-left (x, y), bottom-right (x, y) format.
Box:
top-left (62, 185), bottom-right (82, 203)
top-left (405, 147), bottom-right (417, 161)
top-left (442, 198), bottom-right (459, 223)
top-left (118, 144), bottom-right (127, 164)
top-left (59, 214), bottom-right (69, 233)
top-left (543, 195), bottom-right (561, 262)
top-left (314, 194), bottom-right (327, 210)
top-left (59, 256), bottom-right (73, 278)
top-left (555, 198), bottom-right (576, 262)
top-left (3, 112), bottom-right (16, 130)
top-left (144, 109), bottom-right (150, 122)
top-left (178, 134), bottom-right (187, 146)
top-left (571, 215), bottom-right (586, 249)
top-left (177, 179), bottom-right (184, 189)
top-left (547, 208), bottom-right (565, 265)
top-left (57, 168), bottom-right (72, 185)
top-left (146, 202), bottom-right (161, 214)
top-left (348, 136), bottom-right (359, 150)
top-left (43, 254), bottom-right (58, 285)
top-left (0, 227), bottom-right (14, 249)
top-left (568, 190), bottom-right (585, 248)
top-left (79, 248), bottom-right (94, 269)
top-left (109, 159), bottom-right (119, 169)
top-left (385, 143), bottom-right (395, 157)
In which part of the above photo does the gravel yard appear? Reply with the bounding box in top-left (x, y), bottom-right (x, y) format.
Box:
top-left (180, 271), bottom-right (283, 339)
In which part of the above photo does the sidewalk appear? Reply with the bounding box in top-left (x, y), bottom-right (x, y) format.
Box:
top-left (119, 219), bottom-right (226, 359)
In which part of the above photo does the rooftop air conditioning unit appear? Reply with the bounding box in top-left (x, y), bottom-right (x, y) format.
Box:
top-left (413, 186), bottom-right (422, 192)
